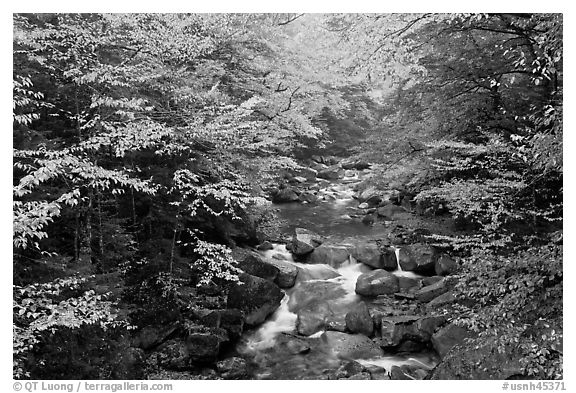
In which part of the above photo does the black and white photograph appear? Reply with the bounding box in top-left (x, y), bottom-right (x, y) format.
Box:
top-left (11, 10), bottom-right (564, 385)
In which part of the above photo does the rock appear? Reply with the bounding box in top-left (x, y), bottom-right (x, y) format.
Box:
top-left (291, 228), bottom-right (323, 256)
top-left (317, 165), bottom-right (345, 180)
top-left (376, 204), bottom-right (408, 220)
top-left (398, 276), bottom-right (421, 292)
top-left (321, 331), bottom-right (384, 359)
top-left (334, 360), bottom-right (367, 378)
top-left (426, 291), bottom-right (456, 309)
top-left (415, 315), bottom-right (447, 341)
top-left (355, 270), bottom-right (400, 297)
top-left (289, 281), bottom-right (347, 311)
top-left (341, 158), bottom-right (370, 170)
top-left (308, 244), bottom-right (352, 267)
top-left (415, 278), bottom-right (449, 303)
top-left (361, 214), bottom-right (375, 226)
top-left (216, 357), bottom-right (248, 379)
top-left (233, 248), bottom-right (279, 282)
top-left (256, 241), bottom-right (274, 251)
top-left (422, 276), bottom-right (444, 286)
top-left (400, 196), bottom-right (413, 211)
top-left (435, 254), bottom-right (458, 276)
top-left (276, 333), bottom-right (311, 354)
top-left (358, 186), bottom-right (382, 206)
top-left (397, 243), bottom-right (438, 275)
top-left (297, 301), bottom-right (333, 336)
top-left (271, 188), bottom-right (299, 203)
top-left (296, 264), bottom-right (341, 281)
top-left (111, 347), bottom-right (145, 379)
top-left (345, 302), bottom-right (374, 336)
top-left (227, 273), bottom-right (284, 326)
top-left (351, 243), bottom-right (396, 271)
top-left (133, 323), bottom-right (179, 350)
top-left (390, 366), bottom-right (412, 380)
top-left (292, 176), bottom-right (308, 184)
top-left (267, 259), bottom-right (298, 288)
top-left (358, 202), bottom-right (370, 209)
top-left (200, 309), bottom-right (245, 340)
top-left (153, 339), bottom-right (190, 370)
top-left (299, 191), bottom-right (318, 203)
top-left (377, 315), bottom-right (420, 347)
top-left (347, 372), bottom-right (371, 379)
top-left (326, 314), bottom-right (348, 332)
top-left (397, 340), bottom-right (426, 353)
top-left (186, 333), bottom-right (222, 364)
top-left (431, 323), bottom-right (471, 358)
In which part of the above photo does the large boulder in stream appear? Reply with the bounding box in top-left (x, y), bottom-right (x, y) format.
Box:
top-left (290, 228), bottom-right (323, 256)
top-left (321, 331), bottom-right (384, 359)
top-left (397, 243), bottom-right (438, 275)
top-left (355, 270), bottom-right (399, 297)
top-left (345, 302), bottom-right (374, 336)
top-left (308, 244), bottom-right (352, 267)
top-left (351, 243), bottom-right (397, 271)
top-left (232, 248), bottom-right (279, 282)
top-left (267, 259), bottom-right (298, 288)
top-left (227, 273), bottom-right (284, 327)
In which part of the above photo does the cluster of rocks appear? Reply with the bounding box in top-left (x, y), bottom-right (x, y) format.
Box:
top-left (269, 156), bottom-right (371, 204)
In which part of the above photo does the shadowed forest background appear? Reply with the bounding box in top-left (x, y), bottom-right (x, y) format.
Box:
top-left (13, 13), bottom-right (562, 380)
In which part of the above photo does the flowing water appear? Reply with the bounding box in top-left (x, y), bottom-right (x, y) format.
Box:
top-left (237, 169), bottom-right (439, 379)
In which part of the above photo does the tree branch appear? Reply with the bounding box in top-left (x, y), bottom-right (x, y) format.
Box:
top-left (277, 13), bottom-right (304, 26)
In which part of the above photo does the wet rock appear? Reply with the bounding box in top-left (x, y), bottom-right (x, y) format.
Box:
top-left (435, 254), bottom-right (458, 276)
top-left (398, 243), bottom-right (438, 275)
top-left (292, 176), bottom-right (308, 184)
top-left (397, 340), bottom-right (427, 353)
top-left (256, 241), bottom-right (274, 251)
top-left (431, 323), bottom-right (471, 359)
top-left (216, 357), bottom-right (248, 379)
top-left (334, 360), bottom-right (367, 378)
top-left (289, 281), bottom-right (346, 311)
top-left (297, 301), bottom-right (333, 336)
top-left (352, 243), bottom-right (396, 270)
top-left (390, 365), bottom-right (412, 380)
top-left (321, 331), bottom-right (384, 359)
top-left (347, 372), bottom-right (371, 379)
top-left (355, 270), bottom-right (400, 297)
top-left (227, 273), bottom-right (284, 326)
top-left (267, 259), bottom-right (298, 288)
top-left (345, 302), bottom-right (374, 336)
top-left (299, 191), bottom-right (318, 203)
top-left (326, 314), bottom-right (348, 332)
top-left (296, 264), bottom-right (341, 281)
top-left (358, 186), bottom-right (382, 206)
top-left (291, 228), bottom-right (323, 256)
top-left (358, 202), bottom-right (370, 209)
top-left (414, 315), bottom-right (447, 341)
top-left (308, 244), bottom-right (352, 267)
top-left (415, 278), bottom-right (449, 303)
top-left (233, 248), bottom-right (279, 282)
top-left (276, 333), bottom-right (311, 354)
top-left (271, 187), bottom-right (300, 203)
top-left (376, 204), bottom-right (408, 220)
top-left (377, 315), bottom-right (420, 347)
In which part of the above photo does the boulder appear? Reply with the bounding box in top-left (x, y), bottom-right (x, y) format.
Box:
top-left (267, 259), bottom-right (298, 288)
top-left (216, 357), bottom-right (248, 379)
top-left (341, 158), bottom-right (371, 170)
top-left (358, 187), bottom-right (382, 206)
top-left (256, 241), bottom-right (274, 251)
top-left (422, 276), bottom-right (444, 287)
top-left (276, 333), bottom-right (311, 354)
top-left (186, 332), bottom-right (222, 364)
top-left (397, 243), bottom-right (438, 275)
top-left (358, 202), bottom-right (370, 209)
top-left (431, 323), bottom-right (471, 358)
top-left (321, 331), bottom-right (384, 359)
top-left (110, 347), bottom-right (146, 379)
top-left (435, 254), bottom-right (458, 276)
top-left (376, 204), bottom-right (408, 220)
top-left (232, 248), bottom-right (279, 282)
top-left (415, 315), bottom-right (447, 341)
top-left (398, 276), bottom-right (421, 292)
top-left (153, 339), bottom-right (190, 371)
top-left (299, 191), bottom-right (318, 203)
top-left (415, 278), bottom-right (449, 303)
top-left (291, 228), bottom-right (323, 256)
top-left (227, 273), bottom-right (284, 326)
top-left (271, 188), bottom-right (299, 203)
top-left (132, 323), bottom-right (179, 350)
top-left (355, 270), bottom-right (400, 297)
top-left (426, 291), bottom-right (457, 310)
top-left (377, 315), bottom-right (420, 347)
top-left (317, 165), bottom-right (345, 180)
top-left (297, 300), bottom-right (334, 336)
top-left (199, 309), bottom-right (245, 340)
top-left (345, 302), bottom-right (374, 337)
top-left (351, 243), bottom-right (396, 270)
top-left (390, 366), bottom-right (412, 380)
top-left (308, 244), bottom-right (352, 267)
